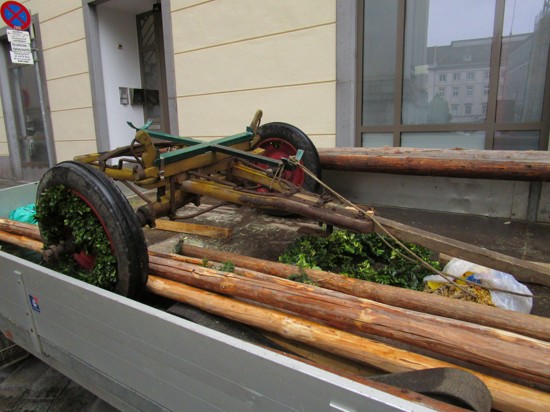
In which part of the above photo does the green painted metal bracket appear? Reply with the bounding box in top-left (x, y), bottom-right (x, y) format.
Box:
top-left (156, 131), bottom-right (254, 166)
top-left (127, 120), bottom-right (203, 146)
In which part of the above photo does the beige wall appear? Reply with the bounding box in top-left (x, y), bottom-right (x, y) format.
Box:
top-left (170, 0), bottom-right (337, 147)
top-left (33, 1), bottom-right (97, 161)
top-left (0, 0), bottom-right (337, 173)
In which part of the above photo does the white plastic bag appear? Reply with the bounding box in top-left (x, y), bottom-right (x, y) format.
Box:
top-left (425, 258), bottom-right (533, 313)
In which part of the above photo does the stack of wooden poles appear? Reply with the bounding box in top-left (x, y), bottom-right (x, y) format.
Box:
top-left (1, 218), bottom-right (550, 411)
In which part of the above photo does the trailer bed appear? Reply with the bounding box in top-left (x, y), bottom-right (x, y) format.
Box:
top-left (0, 183), bottom-right (442, 411)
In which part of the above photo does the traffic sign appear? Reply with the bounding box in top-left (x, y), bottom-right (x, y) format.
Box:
top-left (1, 1), bottom-right (31, 30)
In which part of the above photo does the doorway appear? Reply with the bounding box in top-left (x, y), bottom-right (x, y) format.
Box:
top-left (85, 0), bottom-right (176, 151)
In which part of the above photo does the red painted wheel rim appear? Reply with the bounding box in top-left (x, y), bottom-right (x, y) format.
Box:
top-left (257, 138), bottom-right (305, 187)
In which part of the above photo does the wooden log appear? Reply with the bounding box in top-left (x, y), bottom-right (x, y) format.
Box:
top-left (372, 215), bottom-right (550, 287)
top-left (0, 231), bottom-right (44, 253)
top-left (154, 219), bottom-right (232, 239)
top-left (2, 220), bottom-right (549, 340)
top-left (147, 275), bottom-right (550, 412)
top-left (318, 147), bottom-right (550, 181)
top-left (180, 244), bottom-right (550, 342)
top-left (148, 251), bottom-right (550, 387)
top-left (0, 219), bottom-right (41, 241)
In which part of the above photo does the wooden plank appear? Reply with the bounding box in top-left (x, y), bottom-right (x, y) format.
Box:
top-left (154, 219), bottom-right (232, 239)
top-left (373, 216), bottom-right (550, 287)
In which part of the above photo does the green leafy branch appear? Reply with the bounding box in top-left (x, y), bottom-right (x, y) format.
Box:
top-left (279, 230), bottom-right (440, 290)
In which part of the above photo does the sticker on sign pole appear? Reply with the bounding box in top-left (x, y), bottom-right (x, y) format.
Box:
top-left (1, 1), bottom-right (31, 31)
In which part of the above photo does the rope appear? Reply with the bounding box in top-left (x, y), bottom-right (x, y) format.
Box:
top-left (287, 157), bottom-right (533, 299)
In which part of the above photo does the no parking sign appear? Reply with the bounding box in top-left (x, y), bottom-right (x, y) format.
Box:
top-left (1, 1), bottom-right (31, 31)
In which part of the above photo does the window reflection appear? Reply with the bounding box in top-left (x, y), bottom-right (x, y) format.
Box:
top-left (402, 0), bottom-right (495, 125)
top-left (361, 0), bottom-right (398, 126)
top-left (402, 131), bottom-right (485, 149)
top-left (494, 130), bottom-right (540, 150)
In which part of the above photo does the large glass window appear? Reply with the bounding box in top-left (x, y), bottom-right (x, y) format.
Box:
top-left (497, 0), bottom-right (550, 123)
top-left (402, 0), bottom-right (495, 126)
top-left (357, 0), bottom-right (550, 150)
top-left (361, 0), bottom-right (398, 125)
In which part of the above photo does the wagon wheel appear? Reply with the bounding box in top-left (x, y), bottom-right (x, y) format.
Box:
top-left (36, 161), bottom-right (148, 298)
top-left (256, 122), bottom-right (321, 193)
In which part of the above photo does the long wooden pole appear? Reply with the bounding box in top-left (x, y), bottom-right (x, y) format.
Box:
top-left (2, 224), bottom-right (549, 409)
top-left (0, 219), bottom-right (42, 241)
top-left (148, 251), bottom-right (550, 387)
top-left (317, 147), bottom-right (550, 181)
top-left (147, 275), bottom-right (550, 412)
top-left (0, 231), bottom-right (43, 253)
top-left (3, 221), bottom-right (547, 343)
top-left (181, 244), bottom-right (550, 342)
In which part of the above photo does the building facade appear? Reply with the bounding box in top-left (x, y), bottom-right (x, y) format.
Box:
top-left (1, 0), bottom-right (549, 220)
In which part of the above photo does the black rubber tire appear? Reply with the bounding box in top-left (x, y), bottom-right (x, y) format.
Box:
top-left (257, 122), bottom-right (322, 193)
top-left (37, 161), bottom-right (148, 298)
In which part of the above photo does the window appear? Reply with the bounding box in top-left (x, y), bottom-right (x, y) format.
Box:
top-left (360, 0), bottom-right (398, 126)
top-left (351, 0), bottom-right (550, 150)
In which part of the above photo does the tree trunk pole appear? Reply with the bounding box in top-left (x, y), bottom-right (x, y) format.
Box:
top-left (147, 275), bottom-right (550, 412)
top-left (148, 251), bottom-right (550, 388)
top-left (180, 244), bottom-right (550, 342)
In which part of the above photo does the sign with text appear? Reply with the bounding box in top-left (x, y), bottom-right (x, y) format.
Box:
top-left (10, 50), bottom-right (33, 64)
top-left (7, 28), bottom-right (33, 65)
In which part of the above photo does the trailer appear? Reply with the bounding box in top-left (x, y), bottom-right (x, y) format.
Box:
top-left (0, 182), bottom-right (476, 412)
top-left (1, 112), bottom-right (512, 411)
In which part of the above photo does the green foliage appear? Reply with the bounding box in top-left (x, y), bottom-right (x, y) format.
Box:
top-left (218, 261), bottom-right (235, 273)
top-left (35, 185), bottom-right (118, 290)
top-left (288, 270), bottom-right (318, 286)
top-left (279, 230), bottom-right (440, 290)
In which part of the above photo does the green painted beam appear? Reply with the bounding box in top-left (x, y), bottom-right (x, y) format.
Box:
top-left (147, 130), bottom-right (204, 146)
top-left (156, 132), bottom-right (253, 166)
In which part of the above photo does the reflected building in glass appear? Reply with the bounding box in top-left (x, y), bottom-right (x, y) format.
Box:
top-left (359, 0), bottom-right (550, 150)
